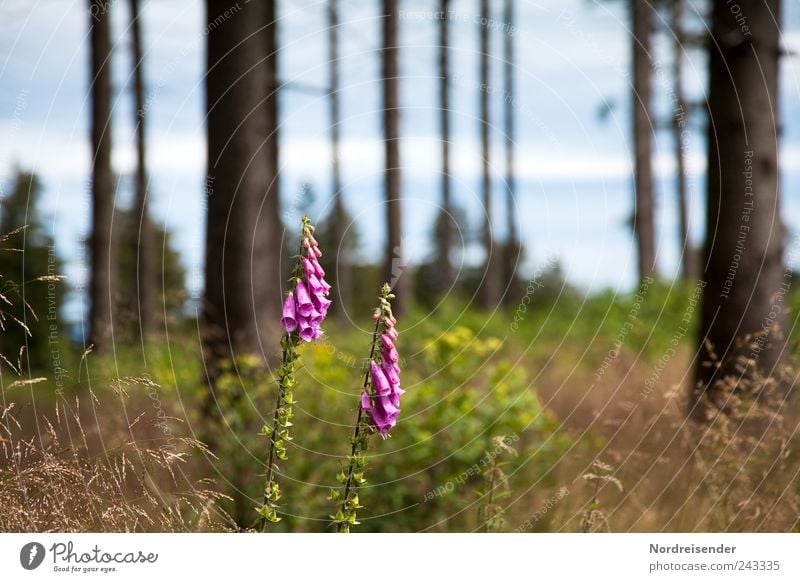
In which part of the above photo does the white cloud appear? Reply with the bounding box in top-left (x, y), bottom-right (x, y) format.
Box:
top-left (8, 131), bottom-right (800, 189)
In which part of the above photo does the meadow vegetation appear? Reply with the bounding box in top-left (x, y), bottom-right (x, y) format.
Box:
top-left (3, 279), bottom-right (798, 532)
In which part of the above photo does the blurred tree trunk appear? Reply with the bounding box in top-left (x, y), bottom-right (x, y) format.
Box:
top-left (502, 0), bottom-right (520, 302)
top-left (129, 0), bottom-right (154, 339)
top-left (695, 0), bottom-right (786, 409)
top-left (437, 0), bottom-right (453, 293)
top-left (329, 0), bottom-right (350, 320)
top-left (382, 0), bottom-right (407, 313)
top-left (671, 0), bottom-right (695, 282)
top-left (631, 0), bottom-right (656, 280)
top-left (203, 0), bottom-right (281, 404)
top-left (88, 0), bottom-right (115, 351)
top-left (479, 0), bottom-right (499, 309)
top-left (264, 0), bottom-right (282, 281)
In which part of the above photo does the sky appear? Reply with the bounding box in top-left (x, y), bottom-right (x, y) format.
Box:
top-left (1, 0), bottom-right (800, 323)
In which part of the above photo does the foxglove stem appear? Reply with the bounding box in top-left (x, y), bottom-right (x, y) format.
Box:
top-left (334, 318), bottom-right (380, 533)
top-left (257, 332), bottom-right (299, 529)
top-left (258, 215), bottom-right (331, 529)
top-left (332, 283), bottom-right (400, 532)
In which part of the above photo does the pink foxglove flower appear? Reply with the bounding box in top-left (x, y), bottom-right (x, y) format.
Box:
top-left (361, 285), bottom-right (403, 436)
top-left (295, 280), bottom-right (314, 317)
top-left (382, 360), bottom-right (400, 386)
top-left (311, 258), bottom-right (325, 279)
top-left (314, 294), bottom-right (332, 315)
top-left (385, 345), bottom-right (399, 363)
top-left (280, 292), bottom-right (298, 333)
top-left (370, 361), bottom-right (391, 396)
top-left (260, 216), bottom-right (332, 527)
top-left (298, 324), bottom-right (315, 342)
top-left (333, 284), bottom-right (403, 532)
top-left (301, 256), bottom-right (315, 275)
top-left (282, 222), bottom-right (332, 343)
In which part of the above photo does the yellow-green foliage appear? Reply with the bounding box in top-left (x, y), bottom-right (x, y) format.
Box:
top-left (268, 325), bottom-right (571, 532)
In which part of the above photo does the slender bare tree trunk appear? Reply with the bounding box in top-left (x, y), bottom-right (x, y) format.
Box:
top-left (695, 0), bottom-right (786, 408)
top-left (671, 0), bottom-right (695, 282)
top-left (382, 0), bottom-right (407, 313)
top-left (88, 0), bottom-right (115, 351)
top-left (502, 0), bottom-right (519, 301)
top-left (329, 0), bottom-right (350, 320)
top-left (632, 0), bottom-right (656, 280)
top-left (479, 0), bottom-right (499, 309)
top-left (129, 0), bottom-right (153, 339)
top-left (437, 0), bottom-right (453, 293)
top-left (264, 0), bottom-right (282, 288)
top-left (203, 0), bottom-right (281, 397)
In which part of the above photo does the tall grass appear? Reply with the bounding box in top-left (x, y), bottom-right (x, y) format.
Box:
top-left (1, 281), bottom-right (798, 532)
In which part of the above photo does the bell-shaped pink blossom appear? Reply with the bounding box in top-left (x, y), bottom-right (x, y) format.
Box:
top-left (365, 402), bottom-right (397, 435)
top-left (361, 391), bottom-right (372, 410)
top-left (380, 334), bottom-right (394, 351)
top-left (311, 258), bottom-right (325, 279)
top-left (384, 345), bottom-right (399, 363)
top-left (295, 280), bottom-right (314, 317)
top-left (370, 361), bottom-right (391, 396)
top-left (376, 394), bottom-right (399, 417)
top-left (307, 272), bottom-right (326, 295)
top-left (298, 324), bottom-right (316, 342)
top-left (309, 309), bottom-right (323, 327)
top-left (313, 294), bottom-right (332, 314)
top-left (382, 360), bottom-right (399, 385)
top-left (280, 292), bottom-right (298, 332)
top-left (301, 257), bottom-right (317, 278)
top-left (388, 387), bottom-right (405, 408)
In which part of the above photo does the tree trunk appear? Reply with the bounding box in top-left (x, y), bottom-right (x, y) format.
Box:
top-left (264, 0), bottom-right (282, 289)
top-left (671, 0), bottom-right (695, 282)
top-left (88, 0), bottom-right (115, 351)
top-left (502, 0), bottom-right (519, 302)
top-left (437, 0), bottom-right (453, 293)
top-left (129, 0), bottom-right (154, 339)
top-left (203, 0), bottom-right (281, 395)
top-left (479, 0), bottom-right (499, 309)
top-left (632, 0), bottom-right (656, 280)
top-left (382, 0), bottom-right (407, 313)
top-left (695, 0), bottom-right (786, 408)
top-left (329, 0), bottom-right (350, 320)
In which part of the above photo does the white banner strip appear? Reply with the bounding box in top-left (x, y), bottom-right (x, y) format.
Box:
top-left (1, 533), bottom-right (798, 581)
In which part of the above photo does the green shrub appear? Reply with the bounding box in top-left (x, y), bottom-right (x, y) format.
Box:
top-left (276, 325), bottom-right (571, 532)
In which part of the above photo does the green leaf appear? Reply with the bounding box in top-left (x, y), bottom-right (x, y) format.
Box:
top-left (257, 505), bottom-right (282, 523)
